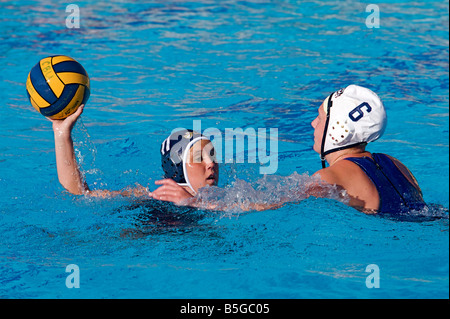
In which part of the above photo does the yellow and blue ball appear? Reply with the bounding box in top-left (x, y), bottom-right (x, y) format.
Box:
top-left (26, 55), bottom-right (90, 120)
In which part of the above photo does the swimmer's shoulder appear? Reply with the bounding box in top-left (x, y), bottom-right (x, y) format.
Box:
top-left (314, 158), bottom-right (380, 210)
top-left (314, 159), bottom-right (370, 184)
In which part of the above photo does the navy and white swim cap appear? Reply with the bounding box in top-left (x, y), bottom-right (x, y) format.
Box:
top-left (160, 129), bottom-right (209, 193)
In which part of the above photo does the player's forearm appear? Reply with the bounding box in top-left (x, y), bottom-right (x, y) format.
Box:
top-left (54, 131), bottom-right (88, 195)
top-left (184, 196), bottom-right (286, 212)
top-left (86, 185), bottom-right (150, 198)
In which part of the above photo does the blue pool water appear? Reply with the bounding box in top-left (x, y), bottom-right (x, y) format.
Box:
top-left (0, 0), bottom-right (448, 299)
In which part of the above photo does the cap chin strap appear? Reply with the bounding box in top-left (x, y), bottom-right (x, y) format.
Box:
top-left (320, 93), bottom-right (333, 169)
top-left (179, 136), bottom-right (209, 194)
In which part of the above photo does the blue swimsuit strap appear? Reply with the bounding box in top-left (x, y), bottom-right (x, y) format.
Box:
top-left (344, 153), bottom-right (409, 210)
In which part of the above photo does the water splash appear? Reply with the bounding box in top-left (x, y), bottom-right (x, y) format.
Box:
top-left (195, 172), bottom-right (349, 215)
top-left (194, 171), bottom-right (449, 222)
top-left (72, 117), bottom-right (98, 168)
top-left (71, 118), bottom-right (108, 189)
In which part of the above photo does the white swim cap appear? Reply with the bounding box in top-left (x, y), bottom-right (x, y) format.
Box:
top-left (320, 84), bottom-right (387, 167)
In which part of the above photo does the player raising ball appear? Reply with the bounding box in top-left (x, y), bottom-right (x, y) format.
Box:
top-left (28, 56), bottom-right (426, 215)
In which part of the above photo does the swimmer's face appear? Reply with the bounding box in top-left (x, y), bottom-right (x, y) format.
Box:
top-left (311, 103), bottom-right (326, 154)
top-left (185, 139), bottom-right (219, 193)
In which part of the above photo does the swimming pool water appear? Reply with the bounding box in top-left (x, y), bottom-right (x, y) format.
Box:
top-left (0, 0), bottom-right (448, 299)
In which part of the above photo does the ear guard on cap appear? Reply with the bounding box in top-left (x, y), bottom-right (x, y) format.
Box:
top-left (327, 117), bottom-right (355, 146)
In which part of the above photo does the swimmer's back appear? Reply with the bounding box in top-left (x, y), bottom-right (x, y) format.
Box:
top-left (344, 153), bottom-right (426, 214)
